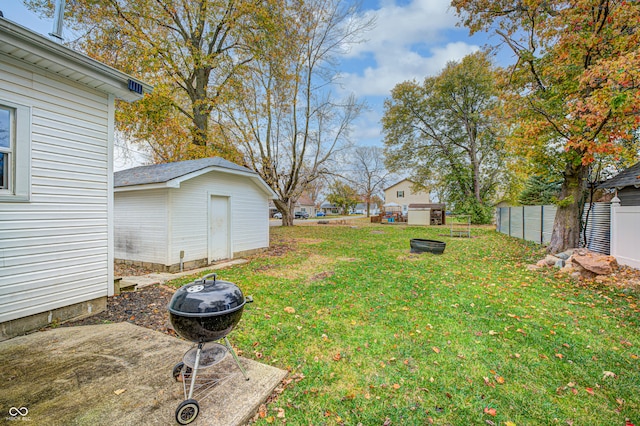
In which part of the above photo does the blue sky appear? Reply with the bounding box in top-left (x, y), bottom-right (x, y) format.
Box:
top-left (1, 1), bottom-right (501, 150)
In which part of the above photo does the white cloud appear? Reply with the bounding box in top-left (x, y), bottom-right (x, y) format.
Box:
top-left (337, 0), bottom-right (481, 97)
top-left (340, 41), bottom-right (480, 97)
top-left (346, 0), bottom-right (460, 59)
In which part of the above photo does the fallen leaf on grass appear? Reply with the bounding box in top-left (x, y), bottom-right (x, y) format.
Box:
top-left (504, 422), bottom-right (516, 426)
top-left (603, 371), bottom-right (616, 379)
top-left (332, 352), bottom-right (341, 361)
top-left (495, 376), bottom-right (505, 384)
top-left (276, 408), bottom-right (285, 418)
top-left (392, 383), bottom-right (401, 389)
top-left (585, 387), bottom-right (595, 395)
top-left (284, 306), bottom-right (296, 314)
top-left (114, 388), bottom-right (126, 395)
top-left (483, 407), bottom-right (497, 416)
top-left (432, 346), bottom-right (440, 354)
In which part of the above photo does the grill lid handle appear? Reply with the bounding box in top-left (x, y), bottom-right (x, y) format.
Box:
top-left (196, 273), bottom-right (217, 283)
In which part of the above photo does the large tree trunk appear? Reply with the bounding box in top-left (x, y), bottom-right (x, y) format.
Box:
top-left (274, 198), bottom-right (295, 226)
top-left (547, 161), bottom-right (588, 254)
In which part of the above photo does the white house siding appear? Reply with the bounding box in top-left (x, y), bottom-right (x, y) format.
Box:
top-left (385, 180), bottom-right (431, 212)
top-left (114, 189), bottom-right (169, 264)
top-left (0, 59), bottom-right (111, 323)
top-left (168, 172), bottom-right (270, 265)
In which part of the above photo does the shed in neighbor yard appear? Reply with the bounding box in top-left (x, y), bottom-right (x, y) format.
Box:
top-left (0, 17), bottom-right (151, 340)
top-left (114, 157), bottom-right (276, 272)
top-left (598, 161), bottom-right (640, 206)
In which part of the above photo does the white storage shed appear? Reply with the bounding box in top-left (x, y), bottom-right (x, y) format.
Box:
top-left (114, 157), bottom-right (276, 271)
top-left (0, 17), bottom-right (151, 340)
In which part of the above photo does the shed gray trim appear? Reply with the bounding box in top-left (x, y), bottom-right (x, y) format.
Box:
top-left (598, 162), bottom-right (640, 189)
top-left (115, 157), bottom-right (255, 187)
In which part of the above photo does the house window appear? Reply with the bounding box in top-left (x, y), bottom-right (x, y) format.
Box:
top-left (0, 100), bottom-right (31, 201)
top-left (397, 190), bottom-right (404, 198)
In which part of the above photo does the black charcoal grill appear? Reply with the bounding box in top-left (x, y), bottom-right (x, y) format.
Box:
top-left (168, 273), bottom-right (252, 424)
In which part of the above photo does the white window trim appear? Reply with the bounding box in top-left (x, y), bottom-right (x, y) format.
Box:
top-left (0, 99), bottom-right (31, 202)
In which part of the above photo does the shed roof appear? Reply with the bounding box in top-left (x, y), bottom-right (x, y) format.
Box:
top-left (0, 17), bottom-right (152, 101)
top-left (598, 162), bottom-right (640, 189)
top-left (114, 157), bottom-right (276, 197)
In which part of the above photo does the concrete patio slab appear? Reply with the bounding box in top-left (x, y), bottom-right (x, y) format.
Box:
top-left (0, 322), bottom-right (287, 425)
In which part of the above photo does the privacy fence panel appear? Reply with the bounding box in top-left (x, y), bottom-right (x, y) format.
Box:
top-left (496, 205), bottom-right (556, 244)
top-left (498, 202), bottom-right (638, 262)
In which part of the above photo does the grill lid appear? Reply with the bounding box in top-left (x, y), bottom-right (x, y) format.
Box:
top-left (168, 273), bottom-right (245, 317)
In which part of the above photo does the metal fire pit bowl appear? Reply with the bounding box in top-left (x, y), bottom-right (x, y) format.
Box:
top-left (410, 238), bottom-right (446, 254)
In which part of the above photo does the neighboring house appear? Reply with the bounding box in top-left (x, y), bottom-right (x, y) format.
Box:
top-left (384, 179), bottom-right (431, 214)
top-left (0, 17), bottom-right (151, 340)
top-left (352, 202), bottom-right (379, 215)
top-left (320, 202), bottom-right (340, 215)
top-left (114, 157), bottom-right (277, 272)
top-left (296, 194), bottom-right (316, 216)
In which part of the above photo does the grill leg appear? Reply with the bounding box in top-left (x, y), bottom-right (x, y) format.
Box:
top-left (224, 337), bottom-right (249, 381)
top-left (187, 342), bottom-right (203, 399)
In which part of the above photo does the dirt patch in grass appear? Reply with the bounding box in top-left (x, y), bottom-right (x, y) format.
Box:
top-left (261, 254), bottom-right (336, 280)
top-left (309, 271), bottom-right (335, 282)
top-left (294, 238), bottom-right (324, 245)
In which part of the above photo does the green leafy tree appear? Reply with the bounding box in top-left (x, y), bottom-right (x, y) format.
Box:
top-left (382, 51), bottom-right (510, 224)
top-left (327, 180), bottom-right (358, 215)
top-left (452, 0), bottom-right (640, 252)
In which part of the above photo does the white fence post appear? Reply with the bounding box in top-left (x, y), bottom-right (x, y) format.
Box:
top-left (610, 196), bottom-right (620, 259)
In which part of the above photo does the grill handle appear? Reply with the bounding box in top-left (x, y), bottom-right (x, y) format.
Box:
top-left (245, 295), bottom-right (254, 303)
top-left (197, 273), bottom-right (217, 283)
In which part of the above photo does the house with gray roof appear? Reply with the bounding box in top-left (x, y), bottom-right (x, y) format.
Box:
top-left (114, 157), bottom-right (276, 271)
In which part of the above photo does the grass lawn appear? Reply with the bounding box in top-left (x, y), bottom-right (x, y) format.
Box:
top-left (167, 222), bottom-right (639, 425)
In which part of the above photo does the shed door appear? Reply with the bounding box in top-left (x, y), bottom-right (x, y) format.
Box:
top-left (208, 195), bottom-right (230, 263)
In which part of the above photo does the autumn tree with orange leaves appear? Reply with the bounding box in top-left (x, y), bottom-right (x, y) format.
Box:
top-left (452, 0), bottom-right (640, 252)
top-left (26, 0), bottom-right (274, 163)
